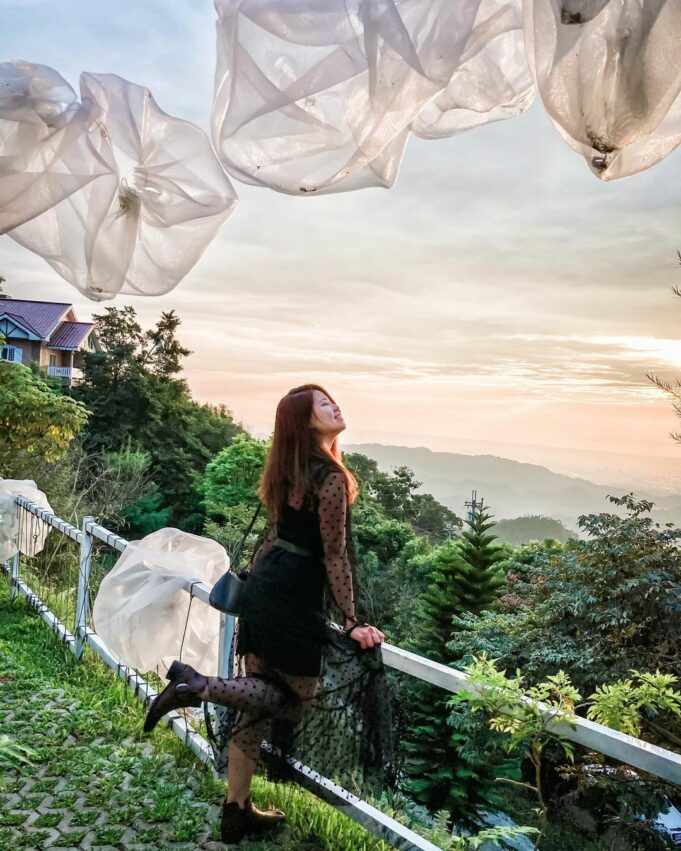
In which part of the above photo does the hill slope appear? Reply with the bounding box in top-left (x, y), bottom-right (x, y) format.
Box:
top-left (345, 443), bottom-right (681, 531)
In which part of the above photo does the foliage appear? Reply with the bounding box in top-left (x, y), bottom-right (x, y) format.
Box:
top-left (450, 496), bottom-right (681, 705)
top-left (493, 516), bottom-right (578, 547)
top-left (0, 735), bottom-right (35, 774)
top-left (587, 670), bottom-right (681, 739)
top-left (404, 501), bottom-right (508, 823)
top-left (368, 789), bottom-right (539, 850)
top-left (0, 362), bottom-right (88, 472)
top-left (418, 810), bottom-right (539, 850)
top-left (120, 490), bottom-right (172, 538)
top-left (451, 655), bottom-right (581, 816)
top-left (73, 306), bottom-right (242, 528)
top-left (6, 437), bottom-right (158, 529)
top-left (346, 453), bottom-right (462, 542)
top-left (557, 761), bottom-right (678, 851)
top-left (202, 434), bottom-right (268, 519)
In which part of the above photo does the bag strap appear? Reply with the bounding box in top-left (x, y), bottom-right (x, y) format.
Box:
top-left (231, 502), bottom-right (262, 572)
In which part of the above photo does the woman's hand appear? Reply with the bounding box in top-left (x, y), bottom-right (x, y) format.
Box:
top-left (348, 624), bottom-right (385, 650)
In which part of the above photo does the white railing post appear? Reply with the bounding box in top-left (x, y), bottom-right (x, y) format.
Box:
top-left (74, 516), bottom-right (94, 659)
top-left (212, 610), bottom-right (237, 774)
top-left (9, 498), bottom-right (22, 601)
top-left (9, 548), bottom-right (20, 602)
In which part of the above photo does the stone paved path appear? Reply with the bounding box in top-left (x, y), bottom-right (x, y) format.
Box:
top-left (0, 677), bottom-right (336, 851)
top-left (0, 686), bottom-right (305, 850)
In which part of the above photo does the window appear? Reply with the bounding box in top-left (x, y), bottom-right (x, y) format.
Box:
top-left (1, 346), bottom-right (22, 363)
top-left (49, 354), bottom-right (57, 367)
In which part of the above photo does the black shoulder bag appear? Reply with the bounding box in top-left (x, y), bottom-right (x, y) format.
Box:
top-left (208, 503), bottom-right (263, 615)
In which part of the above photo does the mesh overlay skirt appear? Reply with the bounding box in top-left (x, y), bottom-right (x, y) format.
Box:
top-left (212, 544), bottom-right (394, 793)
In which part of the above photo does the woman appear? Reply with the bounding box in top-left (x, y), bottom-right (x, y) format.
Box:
top-left (144, 384), bottom-right (389, 844)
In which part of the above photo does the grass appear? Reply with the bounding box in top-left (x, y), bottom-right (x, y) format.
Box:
top-left (0, 577), bottom-right (395, 850)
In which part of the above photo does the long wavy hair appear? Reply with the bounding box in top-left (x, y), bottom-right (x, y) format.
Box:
top-left (258, 384), bottom-right (358, 520)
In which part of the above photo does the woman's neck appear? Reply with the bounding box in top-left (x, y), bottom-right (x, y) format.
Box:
top-left (318, 435), bottom-right (336, 454)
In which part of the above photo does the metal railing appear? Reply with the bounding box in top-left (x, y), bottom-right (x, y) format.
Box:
top-left (3, 495), bottom-right (681, 851)
top-left (46, 365), bottom-right (72, 379)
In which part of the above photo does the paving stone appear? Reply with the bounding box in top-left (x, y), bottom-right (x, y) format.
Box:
top-left (0, 674), bottom-right (306, 850)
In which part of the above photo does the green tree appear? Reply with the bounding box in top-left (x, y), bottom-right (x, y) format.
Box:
top-left (345, 452), bottom-right (461, 542)
top-left (404, 502), bottom-right (507, 823)
top-left (447, 495), bottom-right (681, 828)
top-left (457, 500), bottom-right (506, 608)
top-left (0, 361), bottom-right (88, 473)
top-left (73, 307), bottom-right (242, 528)
top-left (451, 495), bottom-right (681, 703)
top-left (493, 515), bottom-right (578, 547)
top-left (200, 435), bottom-right (269, 562)
top-left (202, 435), bottom-right (268, 519)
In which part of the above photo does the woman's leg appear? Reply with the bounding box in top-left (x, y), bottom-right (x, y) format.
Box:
top-left (226, 654), bottom-right (269, 807)
top-left (225, 661), bottom-right (319, 804)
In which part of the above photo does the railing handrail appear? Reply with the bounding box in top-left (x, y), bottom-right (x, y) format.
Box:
top-left (7, 495), bottom-right (681, 850)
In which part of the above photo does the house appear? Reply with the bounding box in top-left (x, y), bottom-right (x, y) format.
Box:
top-left (0, 294), bottom-right (99, 386)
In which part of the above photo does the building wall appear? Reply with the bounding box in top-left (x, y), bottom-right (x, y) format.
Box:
top-left (44, 349), bottom-right (72, 368)
top-left (4, 339), bottom-right (73, 369)
top-left (3, 338), bottom-right (40, 365)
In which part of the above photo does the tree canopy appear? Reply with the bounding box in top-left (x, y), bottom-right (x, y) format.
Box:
top-left (72, 306), bottom-right (242, 528)
top-left (0, 362), bottom-right (88, 473)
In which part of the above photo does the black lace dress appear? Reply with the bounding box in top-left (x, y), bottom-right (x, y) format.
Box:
top-left (212, 459), bottom-right (393, 791)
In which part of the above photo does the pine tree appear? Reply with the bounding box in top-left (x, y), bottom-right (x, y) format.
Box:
top-left (403, 498), bottom-right (514, 824)
top-left (456, 499), bottom-right (506, 607)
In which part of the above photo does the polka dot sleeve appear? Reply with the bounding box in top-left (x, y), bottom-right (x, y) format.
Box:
top-left (317, 470), bottom-right (357, 627)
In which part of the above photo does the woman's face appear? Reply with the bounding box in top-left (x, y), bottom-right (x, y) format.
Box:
top-left (310, 390), bottom-right (346, 438)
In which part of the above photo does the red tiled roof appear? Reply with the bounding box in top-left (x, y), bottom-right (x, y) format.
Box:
top-left (49, 321), bottom-right (93, 350)
top-left (0, 299), bottom-right (71, 339)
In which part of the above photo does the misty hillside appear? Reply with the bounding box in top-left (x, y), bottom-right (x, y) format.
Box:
top-left (345, 443), bottom-right (681, 531)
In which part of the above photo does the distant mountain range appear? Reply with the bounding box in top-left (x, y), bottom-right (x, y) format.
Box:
top-left (345, 443), bottom-right (681, 532)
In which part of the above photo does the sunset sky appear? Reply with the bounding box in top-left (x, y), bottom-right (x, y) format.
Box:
top-left (3, 0), bottom-right (681, 489)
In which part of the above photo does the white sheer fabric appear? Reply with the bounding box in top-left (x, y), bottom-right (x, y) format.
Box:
top-left (4, 1), bottom-right (681, 274)
top-left (5, 69), bottom-right (238, 301)
top-left (0, 480), bottom-right (52, 563)
top-left (411, 0), bottom-right (534, 139)
top-left (0, 61), bottom-right (113, 235)
top-left (212, 0), bottom-right (491, 194)
top-left (92, 528), bottom-right (227, 675)
top-left (524, 0), bottom-right (681, 180)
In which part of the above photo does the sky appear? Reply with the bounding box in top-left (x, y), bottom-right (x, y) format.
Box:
top-left (3, 0), bottom-right (681, 489)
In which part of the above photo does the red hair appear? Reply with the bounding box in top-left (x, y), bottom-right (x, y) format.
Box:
top-left (258, 384), bottom-right (358, 520)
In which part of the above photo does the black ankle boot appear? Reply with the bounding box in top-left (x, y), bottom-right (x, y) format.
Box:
top-left (143, 661), bottom-right (208, 733)
top-left (220, 797), bottom-right (285, 844)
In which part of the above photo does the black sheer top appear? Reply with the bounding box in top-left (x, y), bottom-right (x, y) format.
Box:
top-left (255, 465), bottom-right (358, 628)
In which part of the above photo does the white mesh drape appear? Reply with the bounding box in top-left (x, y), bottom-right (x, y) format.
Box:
top-left (0, 480), bottom-right (52, 563)
top-left (92, 528), bottom-right (228, 675)
top-left (0, 61), bottom-right (113, 235)
top-left (4, 67), bottom-right (238, 301)
top-left (4, 1), bottom-right (681, 282)
top-left (212, 0), bottom-right (495, 194)
top-left (411, 0), bottom-right (534, 139)
top-left (524, 0), bottom-right (681, 180)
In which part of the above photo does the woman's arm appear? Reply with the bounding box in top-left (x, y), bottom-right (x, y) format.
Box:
top-left (318, 470), bottom-right (357, 626)
top-left (318, 470), bottom-right (385, 649)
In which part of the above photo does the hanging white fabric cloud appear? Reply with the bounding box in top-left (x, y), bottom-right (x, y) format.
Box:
top-left (0, 61), bottom-right (114, 235)
top-left (92, 528), bottom-right (227, 675)
top-left (212, 0), bottom-right (493, 194)
top-left (4, 0), bottom-right (681, 283)
top-left (411, 0), bottom-right (534, 139)
top-left (6, 69), bottom-right (238, 300)
top-left (0, 480), bottom-right (53, 563)
top-left (524, 0), bottom-right (681, 180)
